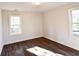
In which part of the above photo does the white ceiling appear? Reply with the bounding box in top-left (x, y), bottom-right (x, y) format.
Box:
top-left (0, 2), bottom-right (70, 12)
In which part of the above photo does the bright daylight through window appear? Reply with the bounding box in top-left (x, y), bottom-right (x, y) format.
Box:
top-left (71, 9), bottom-right (79, 36)
top-left (9, 16), bottom-right (22, 35)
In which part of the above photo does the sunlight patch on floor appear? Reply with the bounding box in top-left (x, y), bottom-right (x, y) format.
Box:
top-left (26, 46), bottom-right (64, 56)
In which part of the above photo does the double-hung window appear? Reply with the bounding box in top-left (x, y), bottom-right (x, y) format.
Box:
top-left (9, 16), bottom-right (22, 35)
top-left (70, 8), bottom-right (79, 38)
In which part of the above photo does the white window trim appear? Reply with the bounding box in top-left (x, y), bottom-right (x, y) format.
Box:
top-left (9, 15), bottom-right (22, 35)
top-left (69, 7), bottom-right (79, 40)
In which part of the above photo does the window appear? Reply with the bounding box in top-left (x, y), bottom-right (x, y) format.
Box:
top-left (71, 9), bottom-right (79, 35)
top-left (9, 16), bottom-right (22, 35)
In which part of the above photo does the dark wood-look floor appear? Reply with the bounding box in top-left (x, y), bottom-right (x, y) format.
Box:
top-left (1, 37), bottom-right (79, 56)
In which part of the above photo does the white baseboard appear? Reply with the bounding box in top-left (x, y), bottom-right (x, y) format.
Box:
top-left (3, 36), bottom-right (43, 45)
top-left (44, 36), bottom-right (79, 51)
top-left (0, 44), bottom-right (3, 55)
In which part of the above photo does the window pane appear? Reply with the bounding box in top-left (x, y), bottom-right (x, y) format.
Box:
top-left (72, 10), bottom-right (79, 33)
top-left (73, 24), bottom-right (79, 32)
top-left (10, 16), bottom-right (21, 35)
top-left (10, 16), bottom-right (20, 25)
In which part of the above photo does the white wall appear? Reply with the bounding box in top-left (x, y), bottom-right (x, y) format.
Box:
top-left (44, 3), bottom-right (79, 50)
top-left (2, 10), bottom-right (43, 45)
top-left (2, 3), bottom-right (79, 52)
top-left (0, 9), bottom-right (3, 54)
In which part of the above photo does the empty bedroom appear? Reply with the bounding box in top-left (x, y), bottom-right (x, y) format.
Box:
top-left (0, 2), bottom-right (79, 56)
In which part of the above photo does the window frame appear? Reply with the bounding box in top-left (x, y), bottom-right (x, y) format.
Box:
top-left (69, 7), bottom-right (79, 39)
top-left (9, 15), bottom-right (22, 35)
